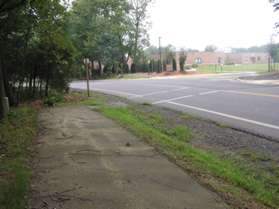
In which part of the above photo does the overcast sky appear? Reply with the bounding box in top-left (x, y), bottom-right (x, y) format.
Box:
top-left (148, 0), bottom-right (278, 50)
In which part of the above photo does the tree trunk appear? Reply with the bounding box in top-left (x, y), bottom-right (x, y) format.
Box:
top-left (45, 75), bottom-right (49, 97)
top-left (17, 80), bottom-right (23, 104)
top-left (112, 63), bottom-right (116, 74)
top-left (133, 20), bottom-right (140, 64)
top-left (32, 67), bottom-right (37, 96)
top-left (28, 69), bottom-right (33, 95)
top-left (98, 60), bottom-right (103, 76)
top-left (39, 79), bottom-right (43, 97)
top-left (1, 62), bottom-right (16, 106)
top-left (0, 58), bottom-right (6, 120)
top-left (45, 65), bottom-right (50, 97)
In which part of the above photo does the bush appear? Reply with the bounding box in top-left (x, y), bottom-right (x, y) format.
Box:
top-left (192, 64), bottom-right (199, 68)
top-left (43, 91), bottom-right (64, 107)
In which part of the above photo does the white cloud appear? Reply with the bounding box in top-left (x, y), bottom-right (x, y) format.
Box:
top-left (149, 0), bottom-right (278, 50)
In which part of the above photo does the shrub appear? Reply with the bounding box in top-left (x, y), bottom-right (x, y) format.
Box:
top-left (43, 91), bottom-right (64, 107)
top-left (192, 64), bottom-right (199, 68)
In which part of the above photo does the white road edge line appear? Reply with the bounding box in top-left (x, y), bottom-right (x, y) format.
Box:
top-left (144, 84), bottom-right (186, 88)
top-left (152, 90), bottom-right (221, 105)
top-left (199, 90), bottom-right (222, 96)
top-left (152, 95), bottom-right (194, 105)
top-left (168, 102), bottom-right (279, 131)
top-left (130, 87), bottom-right (190, 98)
top-left (93, 88), bottom-right (140, 97)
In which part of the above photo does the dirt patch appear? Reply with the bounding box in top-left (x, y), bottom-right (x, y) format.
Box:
top-left (153, 71), bottom-right (198, 77)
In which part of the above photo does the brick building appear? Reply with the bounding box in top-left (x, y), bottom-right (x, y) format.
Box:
top-left (149, 51), bottom-right (269, 71)
top-left (186, 52), bottom-right (226, 65)
top-left (186, 52), bottom-right (268, 65)
top-left (224, 53), bottom-right (268, 65)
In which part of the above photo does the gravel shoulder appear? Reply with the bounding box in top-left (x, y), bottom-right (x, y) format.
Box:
top-left (29, 106), bottom-right (227, 209)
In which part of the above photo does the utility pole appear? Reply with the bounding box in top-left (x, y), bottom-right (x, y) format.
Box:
top-left (159, 37), bottom-right (163, 72)
top-left (269, 34), bottom-right (277, 72)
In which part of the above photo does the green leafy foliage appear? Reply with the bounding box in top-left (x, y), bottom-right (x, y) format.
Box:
top-left (68, 0), bottom-right (152, 76)
top-left (43, 91), bottom-right (64, 107)
top-left (0, 0), bottom-right (76, 108)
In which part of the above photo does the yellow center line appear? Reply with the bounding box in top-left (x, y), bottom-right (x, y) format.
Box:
top-left (224, 90), bottom-right (279, 99)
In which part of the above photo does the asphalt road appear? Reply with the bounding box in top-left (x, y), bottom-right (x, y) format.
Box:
top-left (70, 72), bottom-right (279, 141)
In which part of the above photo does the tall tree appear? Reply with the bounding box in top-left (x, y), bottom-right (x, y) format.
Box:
top-left (0, 0), bottom-right (75, 111)
top-left (270, 0), bottom-right (279, 27)
top-left (69, 0), bottom-right (131, 76)
top-left (0, 0), bottom-right (28, 119)
top-left (179, 49), bottom-right (187, 71)
top-left (205, 45), bottom-right (217, 52)
top-left (128, 0), bottom-right (152, 67)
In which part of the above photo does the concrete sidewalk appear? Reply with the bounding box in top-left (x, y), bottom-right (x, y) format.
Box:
top-left (238, 72), bottom-right (279, 85)
top-left (29, 106), bottom-right (227, 209)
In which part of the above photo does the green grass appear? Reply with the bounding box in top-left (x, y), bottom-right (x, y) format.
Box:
top-left (0, 107), bottom-right (38, 209)
top-left (197, 64), bottom-right (268, 74)
top-left (85, 96), bottom-right (279, 208)
top-left (168, 125), bottom-right (192, 142)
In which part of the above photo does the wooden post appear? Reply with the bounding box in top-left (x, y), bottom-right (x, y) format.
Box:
top-left (3, 97), bottom-right (9, 115)
top-left (268, 56), bottom-right (271, 72)
top-left (159, 37), bottom-right (163, 72)
top-left (86, 61), bottom-right (90, 97)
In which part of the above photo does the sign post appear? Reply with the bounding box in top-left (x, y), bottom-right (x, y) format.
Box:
top-left (83, 58), bottom-right (90, 97)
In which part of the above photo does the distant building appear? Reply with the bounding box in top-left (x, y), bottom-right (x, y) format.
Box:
top-left (224, 53), bottom-right (268, 65)
top-left (186, 52), bottom-right (268, 65)
top-left (186, 52), bottom-right (226, 65)
top-left (149, 51), bottom-right (269, 71)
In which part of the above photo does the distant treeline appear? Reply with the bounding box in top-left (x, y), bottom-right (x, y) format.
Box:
top-left (231, 45), bottom-right (268, 53)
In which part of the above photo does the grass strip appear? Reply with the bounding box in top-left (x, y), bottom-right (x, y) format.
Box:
top-left (197, 64), bottom-right (268, 74)
top-left (0, 107), bottom-right (38, 209)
